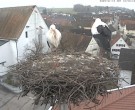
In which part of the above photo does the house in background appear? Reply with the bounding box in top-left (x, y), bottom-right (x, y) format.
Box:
top-left (108, 24), bottom-right (117, 35)
top-left (0, 5), bottom-right (49, 76)
top-left (118, 48), bottom-right (135, 87)
top-left (110, 33), bottom-right (129, 59)
top-left (119, 19), bottom-right (135, 36)
top-left (119, 23), bottom-right (126, 34)
top-left (126, 24), bottom-right (135, 36)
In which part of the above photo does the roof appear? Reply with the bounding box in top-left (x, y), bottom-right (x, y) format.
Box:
top-left (120, 19), bottom-right (135, 25)
top-left (119, 48), bottom-right (135, 71)
top-left (99, 85), bottom-right (135, 110)
top-left (110, 33), bottom-right (122, 46)
top-left (126, 24), bottom-right (135, 30)
top-left (108, 24), bottom-right (116, 32)
top-left (58, 32), bottom-right (91, 52)
top-left (0, 5), bottom-right (35, 40)
top-left (54, 85), bottom-right (135, 110)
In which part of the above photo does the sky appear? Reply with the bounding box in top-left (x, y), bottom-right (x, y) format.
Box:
top-left (0, 0), bottom-right (135, 10)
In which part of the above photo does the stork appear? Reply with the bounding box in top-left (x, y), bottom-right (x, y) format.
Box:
top-left (46, 24), bottom-right (62, 52)
top-left (91, 18), bottom-right (112, 58)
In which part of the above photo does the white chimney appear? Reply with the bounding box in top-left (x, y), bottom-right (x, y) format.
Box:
top-left (118, 70), bottom-right (132, 88)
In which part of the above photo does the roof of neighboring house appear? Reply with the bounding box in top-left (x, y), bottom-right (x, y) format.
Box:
top-left (119, 48), bottom-right (135, 71)
top-left (120, 19), bottom-right (135, 26)
top-left (108, 24), bottom-right (116, 32)
top-left (0, 5), bottom-right (35, 40)
top-left (70, 28), bottom-right (92, 36)
top-left (58, 32), bottom-right (91, 52)
top-left (110, 33), bottom-right (122, 46)
top-left (126, 24), bottom-right (135, 30)
top-left (98, 85), bottom-right (135, 110)
top-left (54, 85), bottom-right (135, 110)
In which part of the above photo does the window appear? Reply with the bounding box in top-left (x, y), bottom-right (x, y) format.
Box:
top-left (116, 44), bottom-right (125, 47)
top-left (25, 31), bottom-right (28, 38)
top-left (112, 49), bottom-right (120, 52)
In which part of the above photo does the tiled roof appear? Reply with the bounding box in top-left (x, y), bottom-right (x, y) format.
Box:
top-left (58, 32), bottom-right (91, 52)
top-left (119, 48), bottom-right (135, 71)
top-left (110, 33), bottom-right (122, 46)
top-left (0, 5), bottom-right (35, 40)
top-left (100, 85), bottom-right (135, 110)
top-left (120, 19), bottom-right (135, 26)
top-left (126, 24), bottom-right (135, 30)
top-left (53, 85), bottom-right (135, 110)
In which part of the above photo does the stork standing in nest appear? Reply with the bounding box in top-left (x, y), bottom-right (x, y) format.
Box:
top-left (91, 18), bottom-right (112, 58)
top-left (46, 24), bottom-right (62, 66)
top-left (46, 24), bottom-right (62, 52)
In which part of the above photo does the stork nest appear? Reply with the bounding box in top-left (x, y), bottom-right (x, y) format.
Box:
top-left (9, 52), bottom-right (119, 109)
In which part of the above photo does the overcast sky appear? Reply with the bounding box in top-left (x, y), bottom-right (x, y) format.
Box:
top-left (0, 0), bottom-right (135, 10)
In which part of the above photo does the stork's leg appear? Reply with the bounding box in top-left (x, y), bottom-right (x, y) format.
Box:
top-left (99, 47), bottom-right (104, 63)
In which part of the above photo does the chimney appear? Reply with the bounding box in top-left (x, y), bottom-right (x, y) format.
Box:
top-left (118, 70), bottom-right (132, 88)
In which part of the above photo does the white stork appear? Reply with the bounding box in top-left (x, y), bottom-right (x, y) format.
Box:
top-left (46, 24), bottom-right (62, 52)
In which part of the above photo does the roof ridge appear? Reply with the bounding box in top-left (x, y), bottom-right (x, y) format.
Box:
top-left (108, 84), bottom-right (135, 92)
top-left (0, 5), bottom-right (36, 9)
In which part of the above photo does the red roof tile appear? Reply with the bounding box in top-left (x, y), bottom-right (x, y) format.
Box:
top-left (110, 33), bottom-right (122, 46)
top-left (120, 20), bottom-right (135, 26)
top-left (53, 85), bottom-right (135, 110)
top-left (100, 86), bottom-right (135, 110)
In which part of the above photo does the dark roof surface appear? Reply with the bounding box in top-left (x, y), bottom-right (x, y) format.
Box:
top-left (108, 24), bottom-right (116, 32)
top-left (0, 40), bottom-right (8, 46)
top-left (119, 48), bottom-right (135, 71)
top-left (0, 5), bottom-right (35, 40)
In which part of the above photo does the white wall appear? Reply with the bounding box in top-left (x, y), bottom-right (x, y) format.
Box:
top-left (85, 37), bottom-right (100, 56)
top-left (34, 7), bottom-right (49, 52)
top-left (118, 70), bottom-right (132, 88)
top-left (111, 38), bottom-right (129, 59)
top-left (112, 31), bottom-right (117, 35)
top-left (17, 7), bottom-right (49, 60)
top-left (0, 41), bottom-right (17, 76)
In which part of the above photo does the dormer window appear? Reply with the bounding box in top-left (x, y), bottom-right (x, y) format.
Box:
top-left (116, 44), bottom-right (125, 47)
top-left (26, 26), bottom-right (30, 28)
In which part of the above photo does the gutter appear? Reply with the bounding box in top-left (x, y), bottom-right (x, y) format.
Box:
top-left (15, 40), bottom-right (19, 62)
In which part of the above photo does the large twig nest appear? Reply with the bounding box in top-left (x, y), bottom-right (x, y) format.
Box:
top-left (9, 52), bottom-right (119, 109)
